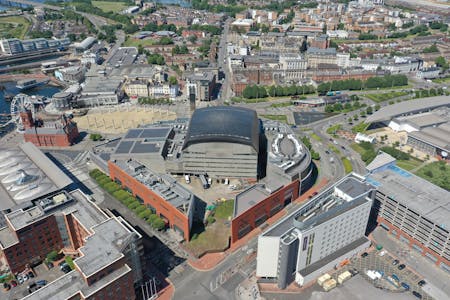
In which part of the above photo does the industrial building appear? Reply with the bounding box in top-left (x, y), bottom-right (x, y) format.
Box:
top-left (366, 156), bottom-right (450, 273)
top-left (0, 143), bottom-right (143, 300)
top-left (20, 106), bottom-right (79, 147)
top-left (256, 174), bottom-right (373, 289)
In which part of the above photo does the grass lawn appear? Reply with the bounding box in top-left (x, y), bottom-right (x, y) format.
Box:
top-left (415, 161), bottom-right (450, 191)
top-left (350, 143), bottom-right (366, 156)
top-left (270, 101), bottom-right (292, 108)
top-left (214, 200), bottom-right (234, 219)
top-left (396, 158), bottom-right (423, 171)
top-left (92, 1), bottom-right (127, 13)
top-left (364, 91), bottom-right (409, 103)
top-left (432, 76), bottom-right (450, 84)
top-left (310, 133), bottom-right (322, 141)
top-left (123, 37), bottom-right (156, 47)
top-left (185, 220), bottom-right (230, 257)
top-left (0, 16), bottom-right (30, 39)
top-left (260, 114), bottom-right (288, 124)
top-left (341, 157), bottom-right (353, 174)
top-left (329, 144), bottom-right (340, 155)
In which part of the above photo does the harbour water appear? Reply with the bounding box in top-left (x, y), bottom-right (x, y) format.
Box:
top-left (0, 81), bottom-right (61, 136)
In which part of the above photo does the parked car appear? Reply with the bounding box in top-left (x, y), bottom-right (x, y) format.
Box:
top-left (27, 271), bottom-right (34, 278)
top-left (392, 259), bottom-right (400, 265)
top-left (10, 280), bottom-right (17, 287)
top-left (46, 262), bottom-right (54, 269)
top-left (361, 252), bottom-right (369, 258)
top-left (3, 282), bottom-right (11, 291)
top-left (398, 264), bottom-right (406, 270)
top-left (401, 282), bottom-right (410, 291)
top-left (62, 266), bottom-right (71, 273)
top-left (59, 262), bottom-right (68, 270)
top-left (36, 280), bottom-right (47, 286)
top-left (418, 280), bottom-right (426, 287)
top-left (412, 291), bottom-right (422, 299)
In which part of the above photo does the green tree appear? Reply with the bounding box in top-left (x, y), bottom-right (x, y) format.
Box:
top-left (188, 35), bottom-right (198, 44)
top-left (47, 250), bottom-right (58, 262)
top-left (169, 76), bottom-right (178, 85)
top-left (152, 217), bottom-right (166, 230)
top-left (435, 56), bottom-right (449, 70)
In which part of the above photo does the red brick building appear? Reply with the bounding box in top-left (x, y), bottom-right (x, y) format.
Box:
top-left (108, 160), bottom-right (194, 241)
top-left (20, 110), bottom-right (79, 147)
top-left (231, 180), bottom-right (299, 243)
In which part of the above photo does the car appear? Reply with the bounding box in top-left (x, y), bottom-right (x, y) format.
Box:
top-left (401, 282), bottom-right (410, 291)
top-left (17, 276), bottom-right (24, 284)
top-left (10, 280), bottom-right (17, 287)
top-left (325, 150), bottom-right (330, 154)
top-left (3, 282), bottom-right (10, 291)
top-left (46, 262), bottom-right (54, 269)
top-left (62, 266), bottom-right (72, 273)
top-left (398, 264), bottom-right (406, 270)
top-left (418, 280), bottom-right (426, 287)
top-left (361, 252), bottom-right (369, 258)
top-left (28, 271), bottom-right (34, 278)
top-left (412, 291), bottom-right (422, 299)
top-left (392, 259), bottom-right (400, 265)
top-left (341, 145), bottom-right (346, 150)
top-left (36, 280), bottom-right (47, 286)
top-left (59, 262), bottom-right (68, 270)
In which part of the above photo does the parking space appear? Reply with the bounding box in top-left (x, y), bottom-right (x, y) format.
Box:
top-left (4, 262), bottom-right (66, 300)
top-left (352, 249), bottom-right (431, 300)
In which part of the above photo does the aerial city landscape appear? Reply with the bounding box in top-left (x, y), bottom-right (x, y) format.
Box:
top-left (0, 0), bottom-right (449, 299)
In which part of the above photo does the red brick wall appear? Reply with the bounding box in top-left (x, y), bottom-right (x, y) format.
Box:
top-left (3, 216), bottom-right (63, 273)
top-left (65, 214), bottom-right (90, 250)
top-left (312, 72), bottom-right (375, 82)
top-left (108, 161), bottom-right (191, 241)
top-left (231, 180), bottom-right (299, 243)
top-left (377, 216), bottom-right (450, 268)
top-left (24, 133), bottom-right (72, 147)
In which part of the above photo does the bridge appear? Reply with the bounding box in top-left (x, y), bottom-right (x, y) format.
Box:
top-left (0, 0), bottom-right (111, 30)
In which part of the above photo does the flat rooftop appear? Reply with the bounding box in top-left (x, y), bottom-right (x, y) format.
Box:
top-left (234, 184), bottom-right (270, 217)
top-left (0, 143), bottom-right (72, 211)
top-left (408, 124), bottom-right (450, 152)
top-left (113, 127), bottom-right (173, 156)
top-left (106, 47), bottom-right (138, 67)
top-left (112, 159), bottom-right (194, 213)
top-left (0, 190), bottom-right (109, 248)
top-left (367, 164), bottom-right (450, 230)
top-left (263, 174), bottom-right (372, 237)
top-left (75, 218), bottom-right (129, 277)
top-left (366, 96), bottom-right (450, 123)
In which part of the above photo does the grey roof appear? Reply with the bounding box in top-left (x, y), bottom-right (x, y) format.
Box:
top-left (366, 96), bottom-right (450, 123)
top-left (234, 184), bottom-right (270, 217)
top-left (367, 164), bottom-right (450, 230)
top-left (113, 127), bottom-right (173, 156)
top-left (0, 143), bottom-right (72, 211)
top-left (366, 151), bottom-right (396, 172)
top-left (408, 125), bottom-right (450, 152)
top-left (183, 106), bottom-right (260, 151)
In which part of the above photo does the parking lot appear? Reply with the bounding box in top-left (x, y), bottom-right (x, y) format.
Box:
top-left (352, 249), bottom-right (431, 300)
top-left (3, 262), bottom-right (65, 300)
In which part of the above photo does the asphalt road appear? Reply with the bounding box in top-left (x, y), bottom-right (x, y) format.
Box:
top-left (217, 18), bottom-right (233, 104)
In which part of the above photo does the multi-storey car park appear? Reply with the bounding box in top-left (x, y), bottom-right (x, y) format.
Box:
top-left (90, 106), bottom-right (313, 242)
top-left (366, 155), bottom-right (450, 273)
top-left (256, 173), bottom-right (374, 289)
top-left (0, 143), bottom-right (143, 300)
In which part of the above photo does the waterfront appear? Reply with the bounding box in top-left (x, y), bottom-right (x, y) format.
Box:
top-left (0, 81), bottom-right (61, 135)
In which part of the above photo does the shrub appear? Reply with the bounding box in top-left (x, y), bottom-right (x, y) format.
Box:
top-left (134, 205), bottom-right (147, 214)
top-left (127, 201), bottom-right (140, 210)
top-left (65, 256), bottom-right (75, 270)
top-left (124, 196), bottom-right (136, 205)
top-left (46, 250), bottom-right (58, 262)
top-left (152, 217), bottom-right (166, 230)
top-left (104, 182), bottom-right (120, 193)
top-left (380, 147), bottom-right (410, 160)
top-left (206, 216), bottom-right (216, 225)
top-left (138, 209), bottom-right (152, 220)
top-left (112, 190), bottom-right (130, 202)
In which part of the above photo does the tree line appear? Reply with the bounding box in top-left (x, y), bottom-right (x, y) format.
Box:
top-left (317, 75), bottom-right (408, 95)
top-left (242, 84), bottom-right (316, 99)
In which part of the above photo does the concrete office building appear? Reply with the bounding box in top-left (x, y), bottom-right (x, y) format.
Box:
top-left (256, 174), bottom-right (373, 289)
top-left (0, 38), bottom-right (70, 55)
top-left (181, 106), bottom-right (261, 179)
top-left (367, 159), bottom-right (450, 273)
